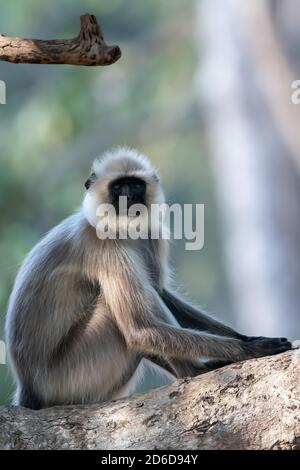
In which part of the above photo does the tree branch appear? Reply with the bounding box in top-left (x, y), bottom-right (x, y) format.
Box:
top-left (0, 13), bottom-right (121, 66)
top-left (0, 351), bottom-right (299, 450)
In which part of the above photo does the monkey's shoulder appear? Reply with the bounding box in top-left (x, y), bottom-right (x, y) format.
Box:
top-left (7, 212), bottom-right (102, 320)
top-left (13, 212), bottom-right (98, 286)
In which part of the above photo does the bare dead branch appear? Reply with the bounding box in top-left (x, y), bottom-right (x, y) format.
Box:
top-left (0, 13), bottom-right (121, 66)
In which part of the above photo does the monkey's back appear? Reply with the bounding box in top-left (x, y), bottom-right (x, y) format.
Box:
top-left (5, 212), bottom-right (101, 386)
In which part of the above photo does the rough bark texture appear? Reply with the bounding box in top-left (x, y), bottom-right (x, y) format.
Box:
top-left (0, 350), bottom-right (299, 450)
top-left (0, 14), bottom-right (121, 66)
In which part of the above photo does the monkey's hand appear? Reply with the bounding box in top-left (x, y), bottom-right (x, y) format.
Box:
top-left (242, 336), bottom-right (292, 359)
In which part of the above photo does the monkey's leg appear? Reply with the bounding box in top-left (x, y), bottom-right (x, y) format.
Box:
top-left (161, 289), bottom-right (289, 344)
top-left (146, 354), bottom-right (230, 378)
top-left (161, 289), bottom-right (245, 338)
top-left (36, 313), bottom-right (141, 407)
top-left (16, 383), bottom-right (45, 410)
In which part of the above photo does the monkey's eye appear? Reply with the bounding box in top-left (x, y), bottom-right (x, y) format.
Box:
top-left (112, 183), bottom-right (121, 191)
top-left (135, 182), bottom-right (142, 189)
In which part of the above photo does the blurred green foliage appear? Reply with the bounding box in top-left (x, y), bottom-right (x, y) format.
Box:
top-left (0, 0), bottom-right (230, 405)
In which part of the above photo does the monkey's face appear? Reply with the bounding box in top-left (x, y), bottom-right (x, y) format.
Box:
top-left (108, 176), bottom-right (146, 214)
top-left (83, 149), bottom-right (165, 233)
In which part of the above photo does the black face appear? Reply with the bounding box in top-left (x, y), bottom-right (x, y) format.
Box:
top-left (109, 176), bottom-right (146, 213)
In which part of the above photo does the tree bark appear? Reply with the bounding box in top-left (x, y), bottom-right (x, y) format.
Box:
top-left (0, 351), bottom-right (299, 450)
top-left (0, 14), bottom-right (121, 66)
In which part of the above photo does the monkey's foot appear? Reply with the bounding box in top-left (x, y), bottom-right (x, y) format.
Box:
top-left (243, 337), bottom-right (292, 359)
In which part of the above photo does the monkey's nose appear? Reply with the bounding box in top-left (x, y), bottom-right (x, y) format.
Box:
top-left (120, 186), bottom-right (134, 204)
top-left (120, 185), bottom-right (130, 197)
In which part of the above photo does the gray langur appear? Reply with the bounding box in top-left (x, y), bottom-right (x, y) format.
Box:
top-left (5, 147), bottom-right (292, 409)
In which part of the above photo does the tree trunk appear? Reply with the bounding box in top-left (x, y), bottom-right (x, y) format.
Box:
top-left (0, 351), bottom-right (299, 450)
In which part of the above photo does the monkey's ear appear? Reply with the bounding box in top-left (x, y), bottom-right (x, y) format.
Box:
top-left (84, 172), bottom-right (97, 190)
top-left (152, 172), bottom-right (160, 183)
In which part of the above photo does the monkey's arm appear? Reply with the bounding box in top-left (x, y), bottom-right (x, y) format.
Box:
top-left (124, 315), bottom-right (292, 362)
top-left (102, 252), bottom-right (291, 363)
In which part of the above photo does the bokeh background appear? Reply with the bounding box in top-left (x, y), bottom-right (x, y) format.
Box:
top-left (0, 0), bottom-right (299, 405)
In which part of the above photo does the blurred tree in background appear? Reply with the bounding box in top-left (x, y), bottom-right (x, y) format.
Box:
top-left (198, 0), bottom-right (300, 338)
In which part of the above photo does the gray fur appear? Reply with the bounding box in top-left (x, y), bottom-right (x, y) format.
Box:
top-left (5, 147), bottom-right (292, 409)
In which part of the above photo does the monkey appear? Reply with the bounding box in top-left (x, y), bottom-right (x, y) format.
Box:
top-left (5, 147), bottom-right (292, 409)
